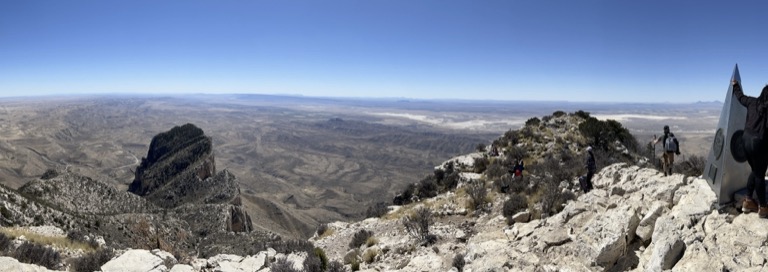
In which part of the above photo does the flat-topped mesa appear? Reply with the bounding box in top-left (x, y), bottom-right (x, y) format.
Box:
top-left (128, 124), bottom-right (237, 209)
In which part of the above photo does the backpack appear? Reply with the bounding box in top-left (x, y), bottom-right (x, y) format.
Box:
top-left (665, 134), bottom-right (678, 152)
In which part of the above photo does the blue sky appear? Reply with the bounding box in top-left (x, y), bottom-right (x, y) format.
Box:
top-left (2, 1), bottom-right (768, 102)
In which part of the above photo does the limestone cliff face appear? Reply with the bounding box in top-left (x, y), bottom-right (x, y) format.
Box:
top-left (129, 123), bottom-right (216, 203)
top-left (128, 123), bottom-right (252, 233)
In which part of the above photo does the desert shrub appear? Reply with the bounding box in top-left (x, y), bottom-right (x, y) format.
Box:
top-left (495, 175), bottom-right (512, 194)
top-left (537, 182), bottom-right (570, 217)
top-left (271, 257), bottom-right (300, 272)
top-left (573, 110), bottom-right (591, 119)
top-left (439, 172), bottom-right (460, 191)
top-left (498, 129), bottom-right (520, 148)
top-left (495, 175), bottom-right (527, 194)
top-left (349, 229), bottom-right (374, 249)
top-left (675, 155), bottom-right (706, 177)
top-left (434, 168), bottom-right (446, 182)
top-left (505, 146), bottom-right (527, 162)
top-left (365, 237), bottom-right (378, 247)
top-left (476, 143), bottom-right (487, 152)
top-left (542, 115), bottom-right (552, 123)
top-left (362, 247), bottom-right (379, 263)
top-left (529, 154), bottom-right (581, 185)
top-left (466, 181), bottom-right (488, 212)
top-left (525, 117), bottom-right (541, 127)
top-left (473, 157), bottom-right (489, 173)
top-left (503, 194), bottom-right (529, 218)
top-left (579, 117), bottom-right (639, 153)
top-left (12, 242), bottom-right (61, 269)
top-left (443, 161), bottom-right (456, 175)
top-left (520, 126), bottom-right (541, 143)
top-left (0, 232), bottom-right (12, 252)
top-left (327, 260), bottom-right (347, 272)
top-left (393, 183), bottom-right (416, 205)
top-left (485, 162), bottom-right (507, 180)
top-left (417, 177), bottom-right (439, 199)
top-left (41, 169), bottom-right (58, 180)
top-left (67, 229), bottom-right (87, 243)
top-left (0, 206), bottom-right (11, 219)
top-left (316, 223), bottom-right (329, 237)
top-left (343, 249), bottom-right (361, 271)
top-left (553, 110), bottom-right (567, 118)
top-left (366, 202), bottom-right (389, 218)
top-left (453, 253), bottom-right (466, 272)
top-left (303, 247), bottom-right (328, 272)
top-left (70, 248), bottom-right (113, 272)
top-left (403, 207), bottom-right (434, 245)
top-left (537, 182), bottom-right (559, 217)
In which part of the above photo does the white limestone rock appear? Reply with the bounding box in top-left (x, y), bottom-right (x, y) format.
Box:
top-left (101, 249), bottom-right (165, 272)
top-left (0, 256), bottom-right (55, 272)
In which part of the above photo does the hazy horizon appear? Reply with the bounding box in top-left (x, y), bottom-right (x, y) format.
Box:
top-left (0, 91), bottom-right (726, 105)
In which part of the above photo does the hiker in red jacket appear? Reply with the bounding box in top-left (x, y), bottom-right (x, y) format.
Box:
top-left (732, 80), bottom-right (768, 218)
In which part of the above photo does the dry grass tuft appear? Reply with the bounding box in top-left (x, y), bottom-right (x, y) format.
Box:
top-left (0, 227), bottom-right (95, 252)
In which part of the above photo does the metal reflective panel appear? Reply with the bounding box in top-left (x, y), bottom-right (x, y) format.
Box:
top-left (705, 65), bottom-right (751, 206)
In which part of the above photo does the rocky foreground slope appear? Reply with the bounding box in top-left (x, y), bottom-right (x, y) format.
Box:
top-left (4, 161), bottom-right (759, 272)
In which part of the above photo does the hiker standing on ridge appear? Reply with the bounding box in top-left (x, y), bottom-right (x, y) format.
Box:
top-left (583, 146), bottom-right (596, 193)
top-left (652, 125), bottom-right (680, 176)
top-left (732, 80), bottom-right (768, 217)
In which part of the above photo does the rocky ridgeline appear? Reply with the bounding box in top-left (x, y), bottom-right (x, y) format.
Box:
top-left (19, 171), bottom-right (160, 215)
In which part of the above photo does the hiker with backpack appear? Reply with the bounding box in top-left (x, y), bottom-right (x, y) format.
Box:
top-left (652, 125), bottom-right (680, 176)
top-left (732, 80), bottom-right (768, 217)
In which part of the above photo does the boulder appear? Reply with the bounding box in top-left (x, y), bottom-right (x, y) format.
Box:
top-left (636, 202), bottom-right (666, 244)
top-left (576, 204), bottom-right (639, 267)
top-left (646, 215), bottom-right (685, 271)
top-left (0, 256), bottom-right (54, 272)
top-left (168, 265), bottom-right (194, 272)
top-left (101, 249), bottom-right (165, 272)
top-left (512, 211), bottom-right (531, 223)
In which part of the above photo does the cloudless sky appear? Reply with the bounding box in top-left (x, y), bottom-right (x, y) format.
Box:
top-left (2, 0), bottom-right (768, 102)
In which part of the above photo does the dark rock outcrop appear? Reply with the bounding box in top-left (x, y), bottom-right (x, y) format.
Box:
top-left (129, 123), bottom-right (216, 202)
top-left (128, 124), bottom-right (253, 233)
